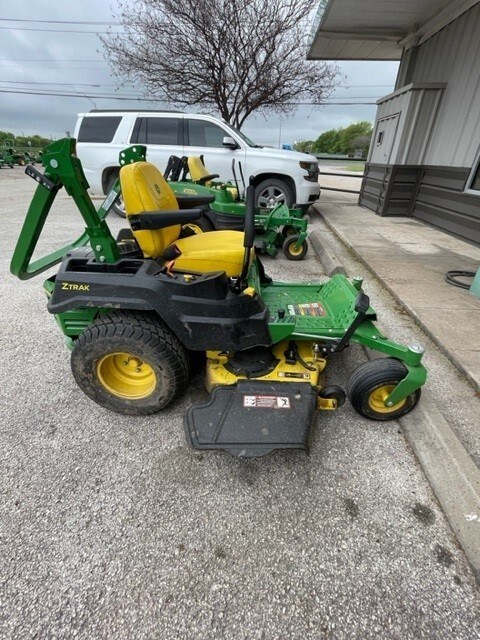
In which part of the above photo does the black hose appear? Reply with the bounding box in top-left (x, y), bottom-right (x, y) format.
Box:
top-left (444, 270), bottom-right (475, 290)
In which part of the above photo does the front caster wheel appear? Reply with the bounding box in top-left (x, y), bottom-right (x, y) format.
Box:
top-left (319, 385), bottom-right (346, 408)
top-left (71, 311), bottom-right (189, 415)
top-left (347, 358), bottom-right (421, 421)
top-left (283, 235), bottom-right (308, 260)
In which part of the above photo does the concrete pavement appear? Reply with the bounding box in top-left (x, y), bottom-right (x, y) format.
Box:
top-left (310, 192), bottom-right (480, 581)
top-left (313, 194), bottom-right (480, 393)
top-left (1, 167), bottom-right (480, 639)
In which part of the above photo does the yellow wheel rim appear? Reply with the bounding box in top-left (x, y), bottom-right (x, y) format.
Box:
top-left (183, 223), bottom-right (203, 235)
top-left (96, 352), bottom-right (156, 400)
top-left (288, 243), bottom-right (304, 256)
top-left (368, 384), bottom-right (406, 414)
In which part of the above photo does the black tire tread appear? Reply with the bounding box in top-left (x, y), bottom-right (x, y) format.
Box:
top-left (347, 357), bottom-right (421, 421)
top-left (283, 235), bottom-right (308, 260)
top-left (71, 311), bottom-right (189, 415)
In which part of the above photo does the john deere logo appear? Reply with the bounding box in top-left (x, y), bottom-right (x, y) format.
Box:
top-left (154, 183), bottom-right (161, 194)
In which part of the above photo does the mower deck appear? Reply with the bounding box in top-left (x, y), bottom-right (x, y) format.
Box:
top-left (185, 380), bottom-right (318, 457)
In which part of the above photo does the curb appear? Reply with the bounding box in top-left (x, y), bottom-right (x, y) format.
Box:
top-left (400, 393), bottom-right (480, 582)
top-left (309, 230), bottom-right (346, 277)
top-left (365, 343), bottom-right (480, 583)
top-left (314, 207), bottom-right (480, 393)
top-left (311, 214), bottom-right (480, 583)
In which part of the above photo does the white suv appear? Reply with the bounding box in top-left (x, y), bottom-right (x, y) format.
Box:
top-left (73, 110), bottom-right (320, 211)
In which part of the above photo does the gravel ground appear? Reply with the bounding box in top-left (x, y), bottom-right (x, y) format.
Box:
top-left (1, 167), bottom-right (479, 640)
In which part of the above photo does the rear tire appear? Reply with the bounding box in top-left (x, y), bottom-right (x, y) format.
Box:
top-left (71, 311), bottom-right (189, 415)
top-left (182, 214), bottom-right (214, 235)
top-left (347, 358), bottom-right (421, 421)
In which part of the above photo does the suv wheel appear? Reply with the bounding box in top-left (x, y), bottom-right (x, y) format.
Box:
top-left (255, 178), bottom-right (293, 209)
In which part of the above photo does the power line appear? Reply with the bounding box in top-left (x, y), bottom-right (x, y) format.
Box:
top-left (0, 18), bottom-right (120, 25)
top-left (0, 58), bottom-right (103, 62)
top-left (0, 80), bottom-right (118, 87)
top-left (1, 64), bottom-right (105, 70)
top-left (0, 88), bottom-right (159, 101)
top-left (0, 87), bottom-right (377, 105)
top-left (0, 26), bottom-right (123, 33)
top-left (0, 82), bottom-right (380, 100)
top-left (0, 80), bottom-right (379, 98)
top-left (0, 64), bottom-right (393, 90)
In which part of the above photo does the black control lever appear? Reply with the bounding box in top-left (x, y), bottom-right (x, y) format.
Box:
top-left (329, 291), bottom-right (370, 354)
top-left (234, 177), bottom-right (256, 293)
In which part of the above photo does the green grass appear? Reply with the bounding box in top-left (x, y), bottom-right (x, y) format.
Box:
top-left (341, 163), bottom-right (365, 172)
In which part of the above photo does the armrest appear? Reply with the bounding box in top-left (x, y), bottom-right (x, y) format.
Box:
top-left (196, 173), bottom-right (219, 185)
top-left (176, 194), bottom-right (215, 208)
top-left (129, 208), bottom-right (201, 231)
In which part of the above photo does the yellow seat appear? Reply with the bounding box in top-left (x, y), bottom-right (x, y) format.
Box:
top-left (120, 161), bottom-right (245, 277)
top-left (187, 156), bottom-right (239, 200)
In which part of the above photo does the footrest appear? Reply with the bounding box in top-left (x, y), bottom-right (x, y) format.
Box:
top-left (185, 380), bottom-right (318, 457)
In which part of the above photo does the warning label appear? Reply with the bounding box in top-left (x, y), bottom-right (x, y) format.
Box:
top-left (278, 371), bottom-right (310, 379)
top-left (287, 302), bottom-right (326, 316)
top-left (103, 189), bottom-right (119, 211)
top-left (243, 395), bottom-right (291, 409)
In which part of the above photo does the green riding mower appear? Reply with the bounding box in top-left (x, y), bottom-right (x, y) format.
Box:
top-left (11, 138), bottom-right (427, 458)
top-left (0, 146), bottom-right (15, 168)
top-left (1, 140), bottom-right (26, 167)
top-left (163, 153), bottom-right (310, 260)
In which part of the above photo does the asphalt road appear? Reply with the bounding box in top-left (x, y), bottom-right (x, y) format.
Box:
top-left (1, 167), bottom-right (479, 640)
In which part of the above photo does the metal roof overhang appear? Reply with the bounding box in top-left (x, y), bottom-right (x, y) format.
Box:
top-left (307, 0), bottom-right (480, 60)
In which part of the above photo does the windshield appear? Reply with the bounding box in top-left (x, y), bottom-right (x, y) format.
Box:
top-left (226, 123), bottom-right (262, 148)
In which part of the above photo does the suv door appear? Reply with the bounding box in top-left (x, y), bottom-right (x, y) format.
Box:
top-left (130, 115), bottom-right (184, 172)
top-left (185, 118), bottom-right (246, 185)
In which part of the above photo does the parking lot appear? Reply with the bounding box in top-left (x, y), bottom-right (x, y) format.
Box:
top-left (1, 167), bottom-right (479, 640)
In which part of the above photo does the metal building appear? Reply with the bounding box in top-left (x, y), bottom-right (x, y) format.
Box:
top-left (308, 0), bottom-right (480, 245)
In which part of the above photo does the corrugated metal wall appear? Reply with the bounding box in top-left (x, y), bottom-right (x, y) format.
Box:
top-left (412, 168), bottom-right (480, 244)
top-left (404, 4), bottom-right (480, 166)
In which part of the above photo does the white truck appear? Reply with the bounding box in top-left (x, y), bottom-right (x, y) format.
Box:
top-left (73, 110), bottom-right (320, 214)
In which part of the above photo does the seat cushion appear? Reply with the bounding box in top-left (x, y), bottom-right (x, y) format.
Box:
top-left (187, 156), bottom-right (210, 182)
top-left (120, 162), bottom-right (181, 259)
top-left (174, 230), bottom-right (246, 277)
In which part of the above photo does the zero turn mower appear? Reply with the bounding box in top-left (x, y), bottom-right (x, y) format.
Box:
top-left (11, 139), bottom-right (427, 458)
top-left (163, 153), bottom-right (310, 260)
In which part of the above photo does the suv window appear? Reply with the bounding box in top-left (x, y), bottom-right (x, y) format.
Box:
top-left (130, 117), bottom-right (181, 145)
top-left (78, 116), bottom-right (121, 143)
top-left (187, 119), bottom-right (227, 147)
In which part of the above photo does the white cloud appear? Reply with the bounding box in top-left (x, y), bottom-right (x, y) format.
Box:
top-left (0, 2), bottom-right (398, 143)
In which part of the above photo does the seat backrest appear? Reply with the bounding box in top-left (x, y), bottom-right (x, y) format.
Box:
top-left (187, 156), bottom-right (211, 183)
top-left (120, 161), bottom-right (181, 259)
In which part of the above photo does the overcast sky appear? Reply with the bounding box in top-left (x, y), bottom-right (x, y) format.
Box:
top-left (0, 1), bottom-right (399, 146)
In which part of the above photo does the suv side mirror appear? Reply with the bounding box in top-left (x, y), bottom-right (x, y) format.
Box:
top-left (223, 136), bottom-right (238, 150)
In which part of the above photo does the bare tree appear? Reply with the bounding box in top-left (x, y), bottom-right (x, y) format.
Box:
top-left (101, 0), bottom-right (340, 129)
